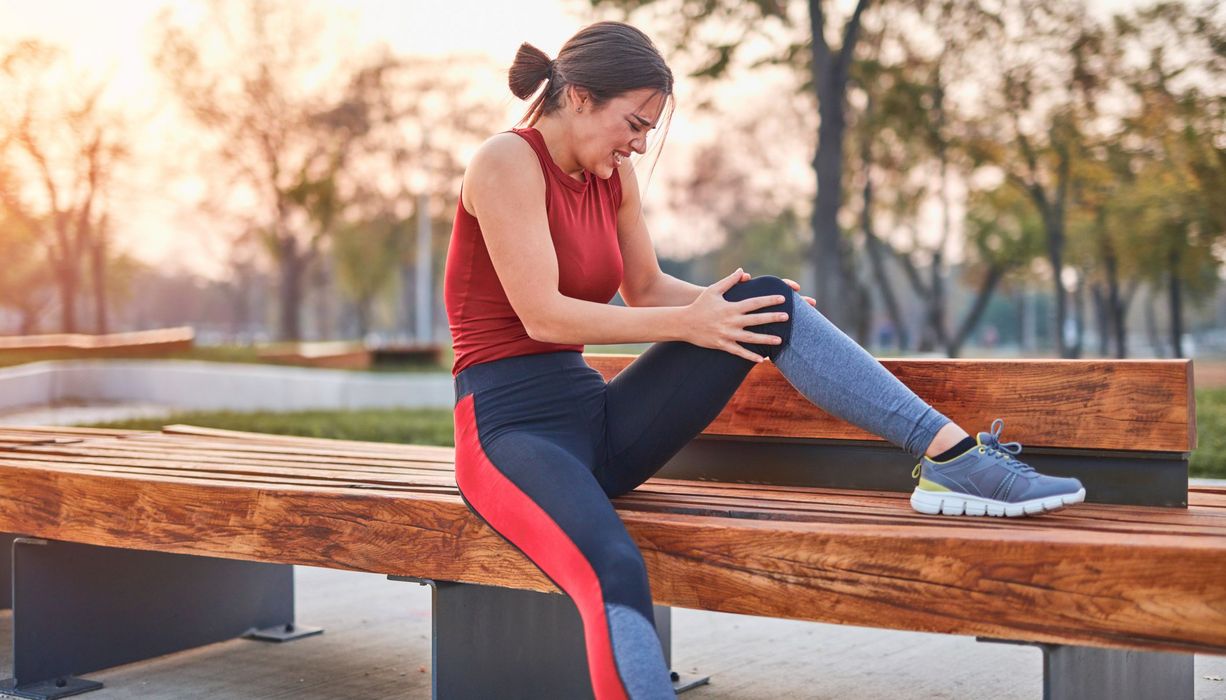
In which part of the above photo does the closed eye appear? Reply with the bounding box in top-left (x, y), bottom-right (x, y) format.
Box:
top-left (627, 120), bottom-right (643, 133)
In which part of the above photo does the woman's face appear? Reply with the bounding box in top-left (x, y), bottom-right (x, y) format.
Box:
top-left (573, 87), bottom-right (666, 180)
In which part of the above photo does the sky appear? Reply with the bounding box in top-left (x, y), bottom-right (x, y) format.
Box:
top-left (1, 0), bottom-right (1149, 279)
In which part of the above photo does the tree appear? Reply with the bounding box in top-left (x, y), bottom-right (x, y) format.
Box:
top-left (156, 1), bottom-right (500, 341)
top-left (848, 1), bottom-right (1016, 357)
top-left (332, 215), bottom-right (406, 337)
top-left (960, 1), bottom-right (1113, 358)
top-left (0, 203), bottom-right (54, 334)
top-left (0, 40), bottom-right (128, 334)
top-left (1109, 1), bottom-right (1226, 357)
top-left (589, 0), bottom-right (871, 333)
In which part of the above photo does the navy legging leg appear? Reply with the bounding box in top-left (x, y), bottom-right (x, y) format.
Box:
top-left (598, 275), bottom-right (795, 497)
top-left (452, 276), bottom-right (800, 699)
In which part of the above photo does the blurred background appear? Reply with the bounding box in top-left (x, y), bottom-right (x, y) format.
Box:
top-left (1, 0), bottom-right (1223, 471)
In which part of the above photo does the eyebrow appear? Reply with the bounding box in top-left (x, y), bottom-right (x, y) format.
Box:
top-left (631, 114), bottom-right (656, 129)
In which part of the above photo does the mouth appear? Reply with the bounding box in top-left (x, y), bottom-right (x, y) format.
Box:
top-left (611, 150), bottom-right (631, 167)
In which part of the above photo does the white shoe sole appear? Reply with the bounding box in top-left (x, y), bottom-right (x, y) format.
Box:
top-left (910, 487), bottom-right (1086, 517)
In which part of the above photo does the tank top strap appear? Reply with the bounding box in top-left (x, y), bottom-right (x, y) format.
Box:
top-left (509, 127), bottom-right (588, 194)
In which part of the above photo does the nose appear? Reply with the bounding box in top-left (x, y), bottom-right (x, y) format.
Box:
top-left (630, 135), bottom-right (647, 154)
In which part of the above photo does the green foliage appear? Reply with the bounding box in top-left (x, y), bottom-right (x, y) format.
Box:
top-left (86, 408), bottom-right (457, 447)
top-left (1192, 389), bottom-right (1226, 479)
top-left (712, 209), bottom-right (806, 283)
top-left (331, 214), bottom-right (408, 333)
top-left (80, 392), bottom-right (1226, 478)
top-left (0, 206), bottom-right (52, 329)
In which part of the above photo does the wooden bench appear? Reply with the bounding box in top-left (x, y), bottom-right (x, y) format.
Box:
top-left (0, 354), bottom-right (1217, 700)
top-left (0, 327), bottom-right (195, 357)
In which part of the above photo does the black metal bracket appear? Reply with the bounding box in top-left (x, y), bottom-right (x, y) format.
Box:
top-left (0, 538), bottom-right (320, 699)
top-left (389, 576), bottom-right (709, 698)
top-left (666, 436), bottom-right (1191, 507)
top-left (977, 636), bottom-right (1193, 700)
top-left (0, 532), bottom-right (17, 610)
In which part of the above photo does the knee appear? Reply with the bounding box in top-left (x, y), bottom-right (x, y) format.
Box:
top-left (722, 274), bottom-right (792, 306)
top-left (590, 539), bottom-right (651, 594)
top-left (721, 275), bottom-right (795, 356)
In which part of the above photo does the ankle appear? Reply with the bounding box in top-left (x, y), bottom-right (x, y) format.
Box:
top-left (924, 423), bottom-right (972, 459)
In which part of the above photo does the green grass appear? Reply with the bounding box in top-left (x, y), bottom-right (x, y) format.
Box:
top-left (89, 408), bottom-right (456, 447)
top-left (1192, 388), bottom-right (1226, 479)
top-left (80, 386), bottom-right (1226, 479)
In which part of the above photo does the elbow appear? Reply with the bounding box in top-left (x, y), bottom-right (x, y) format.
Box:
top-left (521, 307), bottom-right (561, 344)
top-left (620, 273), bottom-right (660, 308)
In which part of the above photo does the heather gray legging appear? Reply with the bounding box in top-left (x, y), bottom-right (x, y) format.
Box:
top-left (773, 283), bottom-right (952, 459)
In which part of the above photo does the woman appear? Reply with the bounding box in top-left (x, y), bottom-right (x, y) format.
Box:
top-left (444, 21), bottom-right (1086, 700)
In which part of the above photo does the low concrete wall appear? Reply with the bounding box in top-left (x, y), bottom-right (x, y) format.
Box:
top-left (0, 360), bottom-right (453, 414)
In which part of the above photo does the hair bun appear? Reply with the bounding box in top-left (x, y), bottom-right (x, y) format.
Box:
top-left (508, 42), bottom-right (553, 100)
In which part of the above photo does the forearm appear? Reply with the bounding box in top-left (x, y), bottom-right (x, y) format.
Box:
top-left (632, 272), bottom-right (706, 308)
top-left (529, 295), bottom-right (691, 345)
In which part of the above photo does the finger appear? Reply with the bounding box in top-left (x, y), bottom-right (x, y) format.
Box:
top-left (741, 272), bottom-right (752, 282)
top-left (804, 296), bottom-right (816, 307)
top-left (736, 294), bottom-right (787, 313)
top-left (711, 267), bottom-right (744, 294)
top-left (727, 344), bottom-right (766, 363)
top-left (740, 310), bottom-right (790, 327)
top-left (740, 331), bottom-right (784, 345)
top-left (781, 278), bottom-right (800, 291)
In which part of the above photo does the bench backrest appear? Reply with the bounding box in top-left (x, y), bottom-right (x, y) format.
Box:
top-left (585, 354), bottom-right (1197, 506)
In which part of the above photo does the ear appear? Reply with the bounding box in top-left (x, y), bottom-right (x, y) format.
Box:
top-left (567, 85), bottom-right (592, 110)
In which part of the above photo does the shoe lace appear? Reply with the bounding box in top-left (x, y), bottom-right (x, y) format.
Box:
top-left (982, 418), bottom-right (1035, 475)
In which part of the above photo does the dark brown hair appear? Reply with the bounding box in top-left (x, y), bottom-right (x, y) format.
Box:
top-left (508, 21), bottom-right (675, 129)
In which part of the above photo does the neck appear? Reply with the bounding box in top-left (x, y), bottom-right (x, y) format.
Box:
top-left (532, 117), bottom-right (586, 182)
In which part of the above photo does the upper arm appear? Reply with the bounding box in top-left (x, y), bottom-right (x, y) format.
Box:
top-left (614, 161), bottom-right (664, 306)
top-left (464, 133), bottom-right (560, 337)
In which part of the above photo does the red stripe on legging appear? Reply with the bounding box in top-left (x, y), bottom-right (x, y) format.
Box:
top-left (453, 393), bottom-right (628, 700)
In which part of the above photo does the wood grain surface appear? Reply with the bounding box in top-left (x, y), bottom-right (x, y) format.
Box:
top-left (584, 354), bottom-right (1197, 452)
top-left (0, 426), bottom-right (1221, 657)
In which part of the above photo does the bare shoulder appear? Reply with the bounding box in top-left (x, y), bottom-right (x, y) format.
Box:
top-left (615, 158), bottom-right (641, 211)
top-left (463, 133), bottom-right (542, 216)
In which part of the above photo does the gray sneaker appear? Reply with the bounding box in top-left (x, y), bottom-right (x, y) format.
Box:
top-left (910, 418), bottom-right (1086, 517)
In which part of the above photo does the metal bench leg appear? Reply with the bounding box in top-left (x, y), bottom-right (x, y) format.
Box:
top-left (979, 637), bottom-right (1193, 700)
top-left (390, 577), bottom-right (708, 699)
top-left (0, 538), bottom-right (321, 700)
top-left (0, 533), bottom-right (15, 610)
top-left (1041, 644), bottom-right (1193, 700)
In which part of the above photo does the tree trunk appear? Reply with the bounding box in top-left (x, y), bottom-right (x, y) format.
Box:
top-left (858, 99), bottom-right (907, 353)
top-left (1045, 213), bottom-right (1069, 358)
top-left (807, 0), bottom-right (869, 336)
top-left (1144, 284), bottom-right (1165, 357)
top-left (1069, 270), bottom-right (1084, 359)
top-left (811, 111), bottom-right (850, 333)
top-left (91, 230), bottom-right (108, 335)
top-left (1169, 244), bottom-right (1184, 358)
top-left (278, 237), bottom-right (304, 342)
top-left (1091, 284), bottom-right (1109, 357)
top-left (1104, 248), bottom-right (1126, 358)
top-left (863, 233), bottom-right (907, 352)
top-left (929, 251), bottom-right (949, 350)
top-left (947, 264), bottom-right (1005, 358)
top-left (57, 258), bottom-right (78, 334)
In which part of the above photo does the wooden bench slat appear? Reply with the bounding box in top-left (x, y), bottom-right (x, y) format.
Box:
top-left (586, 355), bottom-right (1196, 452)
top-left (8, 443), bottom-right (458, 476)
top-left (0, 463), bottom-right (1221, 656)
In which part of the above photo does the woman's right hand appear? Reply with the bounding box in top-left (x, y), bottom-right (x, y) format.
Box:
top-left (683, 268), bottom-right (790, 363)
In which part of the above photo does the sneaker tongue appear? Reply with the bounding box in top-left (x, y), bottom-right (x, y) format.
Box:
top-left (976, 432), bottom-right (992, 446)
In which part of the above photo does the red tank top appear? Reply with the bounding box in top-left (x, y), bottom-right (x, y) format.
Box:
top-left (444, 127), bottom-right (625, 376)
